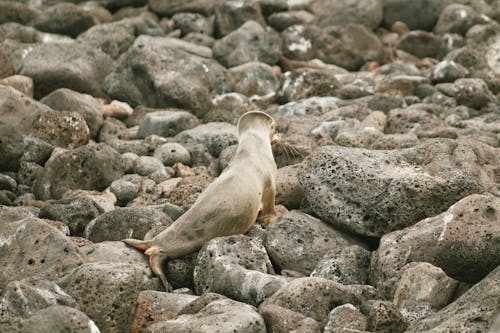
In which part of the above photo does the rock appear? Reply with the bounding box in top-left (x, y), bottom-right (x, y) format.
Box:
top-left (148, 0), bottom-right (224, 16)
top-left (33, 143), bottom-right (125, 200)
top-left (263, 211), bottom-right (364, 275)
top-left (311, 245), bottom-right (371, 285)
top-left (428, 60), bottom-right (470, 84)
top-left (229, 61), bottom-right (280, 97)
top-left (2, 278), bottom-right (78, 318)
top-left (29, 110), bottom-right (90, 149)
top-left (62, 189), bottom-right (117, 213)
top-left (450, 78), bottom-right (495, 109)
top-left (386, 106), bottom-right (441, 134)
top-left (0, 217), bottom-right (85, 293)
top-left (154, 143), bottom-right (191, 167)
top-left (0, 174), bottom-right (16, 192)
top-left (173, 12), bottom-right (214, 36)
top-left (311, 0), bottom-right (383, 30)
top-left (299, 139), bottom-right (498, 237)
top-left (77, 16), bottom-right (164, 59)
top-left (81, 241), bottom-right (150, 269)
top-left (213, 20), bottom-right (282, 67)
top-left (393, 262), bottom-right (458, 322)
top-left (278, 68), bottom-right (341, 102)
top-left (361, 300), bottom-right (407, 333)
top-left (58, 262), bottom-right (159, 333)
top-left (194, 235), bottom-right (288, 305)
top-left (406, 265), bottom-right (500, 333)
top-left (31, 3), bottom-right (95, 38)
top-left (434, 4), bottom-right (483, 36)
top-left (20, 42), bottom-right (115, 99)
top-left (267, 10), bottom-right (315, 31)
top-left (396, 30), bottom-right (443, 58)
top-left (39, 197), bottom-right (104, 236)
top-left (370, 133), bottom-right (420, 150)
top-left (109, 174), bottom-right (144, 206)
top-left (259, 304), bottom-right (320, 333)
top-left (0, 86), bottom-right (53, 171)
top-left (97, 118), bottom-right (126, 142)
top-left (174, 122), bottom-right (238, 157)
top-left (151, 297), bottom-right (266, 333)
top-left (132, 156), bottom-right (164, 176)
top-left (204, 93), bottom-right (257, 124)
top-left (215, 0), bottom-right (265, 36)
top-left (371, 194), bottom-right (500, 298)
top-left (17, 161), bottom-right (44, 187)
top-left (104, 35), bottom-right (229, 117)
top-left (275, 164), bottom-right (304, 209)
top-left (324, 304), bottom-right (368, 332)
top-left (40, 88), bottom-right (105, 140)
top-left (0, 75), bottom-right (34, 97)
top-left (129, 291), bottom-right (197, 333)
top-left (20, 305), bottom-right (100, 333)
top-left (137, 109), bottom-right (199, 139)
top-left (260, 277), bottom-right (368, 326)
top-left (84, 206), bottom-right (172, 243)
top-left (335, 127), bottom-right (384, 148)
top-left (382, 0), bottom-right (445, 31)
top-left (0, 49), bottom-right (15, 79)
top-left (0, 1), bottom-right (39, 25)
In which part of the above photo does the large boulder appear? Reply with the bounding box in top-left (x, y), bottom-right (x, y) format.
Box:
top-left (33, 143), bottom-right (125, 200)
top-left (311, 0), bottom-right (383, 30)
top-left (20, 42), bottom-right (115, 99)
top-left (382, 0), bottom-right (446, 31)
top-left (31, 3), bottom-right (95, 38)
top-left (299, 139), bottom-right (499, 237)
top-left (104, 35), bottom-right (230, 117)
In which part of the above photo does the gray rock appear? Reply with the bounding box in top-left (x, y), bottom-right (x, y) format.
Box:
top-left (434, 4), bottom-right (484, 36)
top-left (173, 12), bottom-right (214, 36)
top-left (428, 60), bottom-right (470, 84)
top-left (299, 139), bottom-right (498, 237)
top-left (151, 297), bottom-right (266, 333)
top-left (213, 20), bottom-right (282, 67)
top-left (20, 42), bottom-right (115, 99)
top-left (386, 106), bottom-right (442, 134)
top-left (371, 193), bottom-right (500, 298)
top-left (406, 265), bottom-right (500, 333)
top-left (0, 217), bottom-right (85, 294)
top-left (382, 0), bottom-right (445, 31)
top-left (311, 0), bottom-right (383, 30)
top-left (393, 262), bottom-right (458, 322)
top-left (77, 16), bottom-right (164, 59)
top-left (451, 78), bottom-right (495, 109)
top-left (361, 300), bottom-right (407, 333)
top-left (58, 262), bottom-right (159, 333)
top-left (275, 164), bottom-right (304, 209)
top-left (174, 122), bottom-right (238, 157)
top-left (0, 174), bottom-right (17, 192)
top-left (215, 0), bottom-right (265, 37)
top-left (194, 235), bottom-right (288, 306)
top-left (31, 3), bottom-right (95, 38)
top-left (204, 93), bottom-right (257, 124)
top-left (137, 110), bottom-right (199, 139)
top-left (2, 278), bottom-right (78, 318)
top-left (0, 75), bottom-right (34, 97)
top-left (259, 304), bottom-right (320, 333)
top-left (263, 211), bottom-right (364, 275)
top-left (229, 61), bottom-right (280, 97)
top-left (0, 205), bottom-right (39, 223)
top-left (311, 245), bottom-right (371, 285)
top-left (0, 22), bottom-right (41, 44)
top-left (20, 305), bottom-right (100, 333)
top-left (148, 0), bottom-right (224, 16)
top-left (277, 96), bottom-right (342, 117)
top-left (104, 35), bottom-right (229, 117)
top-left (370, 133), bottom-right (420, 150)
top-left (154, 143), bottom-right (191, 167)
top-left (109, 174), bottom-right (144, 206)
top-left (0, 86), bottom-right (53, 171)
top-left (260, 277), bottom-right (369, 326)
top-left (107, 139), bottom-right (148, 156)
top-left (335, 128), bottom-right (384, 149)
top-left (81, 241), bottom-right (150, 269)
top-left (397, 30), bottom-right (444, 58)
top-left (29, 110), bottom-right (90, 149)
top-left (84, 206), bottom-right (172, 243)
top-left (132, 156), bottom-right (164, 176)
top-left (0, 1), bottom-right (39, 25)
top-left (33, 143), bottom-right (125, 200)
top-left (324, 304), bottom-right (368, 332)
top-left (267, 10), bottom-right (315, 31)
top-left (40, 88), bottom-right (105, 139)
top-left (278, 68), bottom-right (341, 102)
top-left (39, 197), bottom-right (104, 236)
top-left (97, 118), bottom-right (126, 143)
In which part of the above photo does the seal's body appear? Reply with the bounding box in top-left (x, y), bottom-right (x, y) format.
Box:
top-left (123, 111), bottom-right (279, 289)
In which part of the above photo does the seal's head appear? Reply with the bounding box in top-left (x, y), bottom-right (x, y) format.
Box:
top-left (237, 111), bottom-right (280, 144)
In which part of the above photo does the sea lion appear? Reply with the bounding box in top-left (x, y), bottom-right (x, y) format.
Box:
top-left (123, 111), bottom-right (280, 290)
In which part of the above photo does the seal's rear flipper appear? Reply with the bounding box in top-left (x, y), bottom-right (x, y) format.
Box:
top-left (122, 238), bottom-right (151, 252)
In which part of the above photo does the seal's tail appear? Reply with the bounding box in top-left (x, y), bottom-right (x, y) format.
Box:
top-left (122, 238), bottom-right (152, 252)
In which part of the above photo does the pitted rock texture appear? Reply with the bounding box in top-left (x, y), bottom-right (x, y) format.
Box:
top-left (299, 139), bottom-right (499, 237)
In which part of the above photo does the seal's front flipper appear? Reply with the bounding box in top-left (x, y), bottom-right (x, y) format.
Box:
top-left (122, 238), bottom-right (152, 252)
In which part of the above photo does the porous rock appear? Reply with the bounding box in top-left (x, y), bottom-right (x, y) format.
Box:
top-left (33, 143), bottom-right (124, 200)
top-left (19, 305), bottom-right (100, 333)
top-left (0, 217), bottom-right (85, 293)
top-left (263, 211), bottom-right (364, 275)
top-left (0, 74), bottom-right (34, 97)
top-left (275, 164), bottom-right (304, 209)
top-left (174, 122), bottom-right (238, 157)
top-left (84, 206), bottom-right (172, 243)
top-left (382, 0), bottom-right (445, 31)
top-left (299, 139), bottom-right (499, 237)
top-left (81, 241), bottom-right (150, 270)
top-left (194, 235), bottom-right (288, 306)
top-left (311, 0), bottom-right (383, 30)
top-left (259, 304), bottom-right (320, 333)
top-left (137, 110), bottom-right (199, 139)
top-left (154, 143), bottom-right (191, 167)
top-left (31, 3), bottom-right (95, 38)
top-left (58, 262), bottom-right (159, 333)
top-left (371, 194), bottom-right (500, 298)
top-left (229, 61), bottom-right (280, 97)
top-left (361, 300), bottom-right (407, 333)
top-left (324, 304), bottom-right (368, 332)
top-left (214, 0), bottom-right (265, 37)
top-left (20, 42), bottom-right (115, 99)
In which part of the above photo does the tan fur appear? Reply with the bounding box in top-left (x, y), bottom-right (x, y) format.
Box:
top-left (123, 111), bottom-right (278, 290)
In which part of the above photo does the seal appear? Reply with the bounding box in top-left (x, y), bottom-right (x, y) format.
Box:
top-left (123, 111), bottom-right (280, 289)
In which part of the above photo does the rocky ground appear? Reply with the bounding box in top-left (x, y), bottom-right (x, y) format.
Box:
top-left (0, 0), bottom-right (499, 332)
